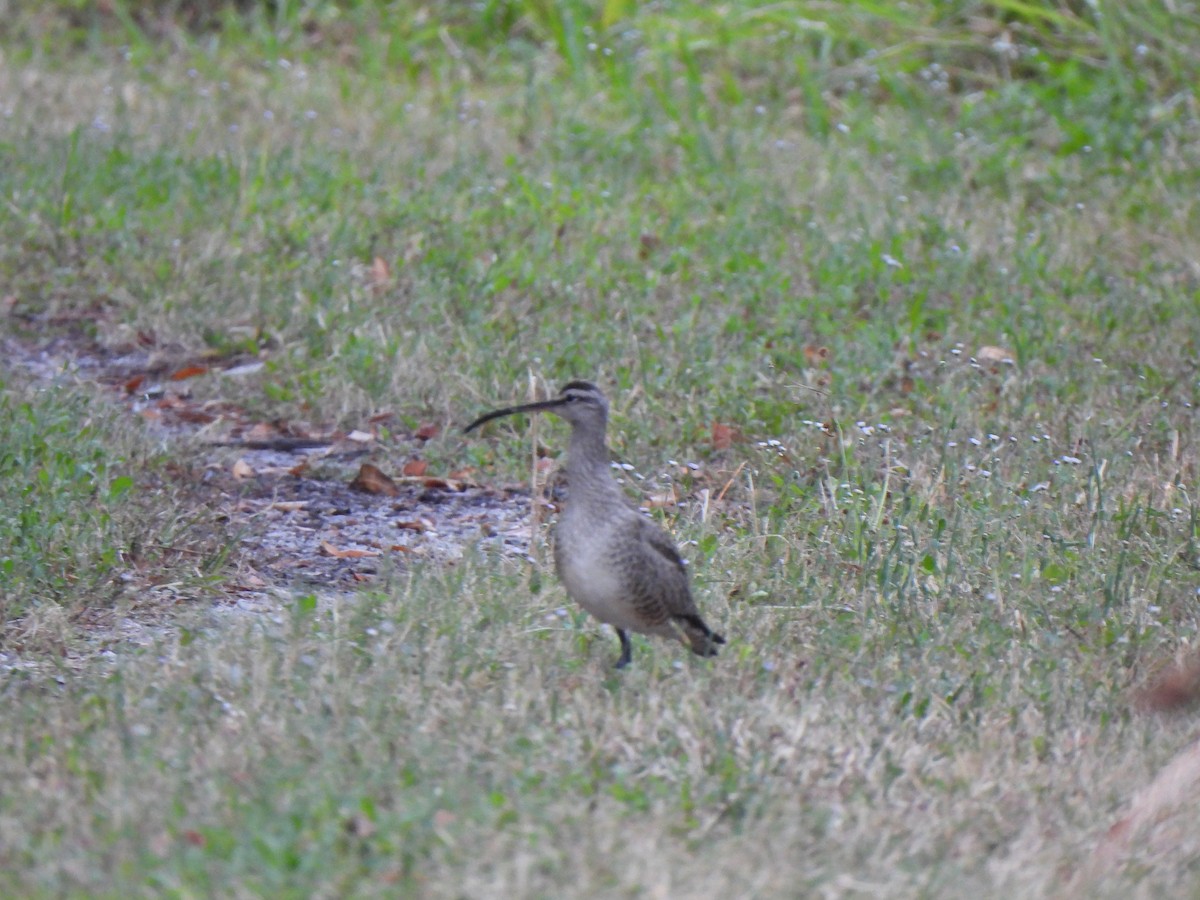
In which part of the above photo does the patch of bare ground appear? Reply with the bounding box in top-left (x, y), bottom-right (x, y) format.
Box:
top-left (2, 328), bottom-right (540, 639)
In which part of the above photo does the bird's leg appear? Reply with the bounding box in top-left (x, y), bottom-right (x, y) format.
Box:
top-left (615, 629), bottom-right (632, 669)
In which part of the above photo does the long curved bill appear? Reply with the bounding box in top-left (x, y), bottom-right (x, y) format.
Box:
top-left (463, 397), bottom-right (566, 433)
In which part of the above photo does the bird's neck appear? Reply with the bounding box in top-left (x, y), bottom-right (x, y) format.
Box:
top-left (566, 425), bottom-right (623, 500)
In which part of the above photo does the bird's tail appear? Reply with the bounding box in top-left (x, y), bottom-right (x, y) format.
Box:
top-left (676, 614), bottom-right (726, 658)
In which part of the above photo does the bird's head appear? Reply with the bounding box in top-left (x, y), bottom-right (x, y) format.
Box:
top-left (464, 380), bottom-right (609, 433)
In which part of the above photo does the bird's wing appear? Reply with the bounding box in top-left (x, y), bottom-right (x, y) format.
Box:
top-left (632, 516), bottom-right (723, 654)
top-left (629, 516), bottom-right (699, 621)
top-left (638, 517), bottom-right (689, 576)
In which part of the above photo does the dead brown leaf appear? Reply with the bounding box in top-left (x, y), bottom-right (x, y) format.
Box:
top-left (175, 408), bottom-right (218, 425)
top-left (123, 373), bottom-right (147, 394)
top-left (638, 233), bottom-right (662, 259)
top-left (320, 541), bottom-right (380, 559)
top-left (401, 459), bottom-right (428, 477)
top-left (350, 463), bottom-right (400, 496)
top-left (369, 256), bottom-right (390, 291)
top-left (243, 422), bottom-right (280, 443)
top-left (804, 345), bottom-right (831, 367)
top-left (396, 517), bottom-right (434, 532)
top-left (231, 459), bottom-right (255, 480)
top-left (421, 477), bottom-right (464, 492)
top-left (170, 364), bottom-right (209, 381)
top-left (234, 570), bottom-right (268, 590)
top-left (976, 345), bottom-right (1016, 366)
top-left (414, 423), bottom-right (440, 441)
top-left (712, 422), bottom-right (739, 451)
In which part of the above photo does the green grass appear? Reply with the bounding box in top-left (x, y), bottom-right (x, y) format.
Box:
top-left (2, 0), bottom-right (1200, 895)
top-left (0, 377), bottom-right (229, 651)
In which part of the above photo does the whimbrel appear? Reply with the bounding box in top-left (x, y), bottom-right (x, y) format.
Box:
top-left (465, 380), bottom-right (725, 668)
